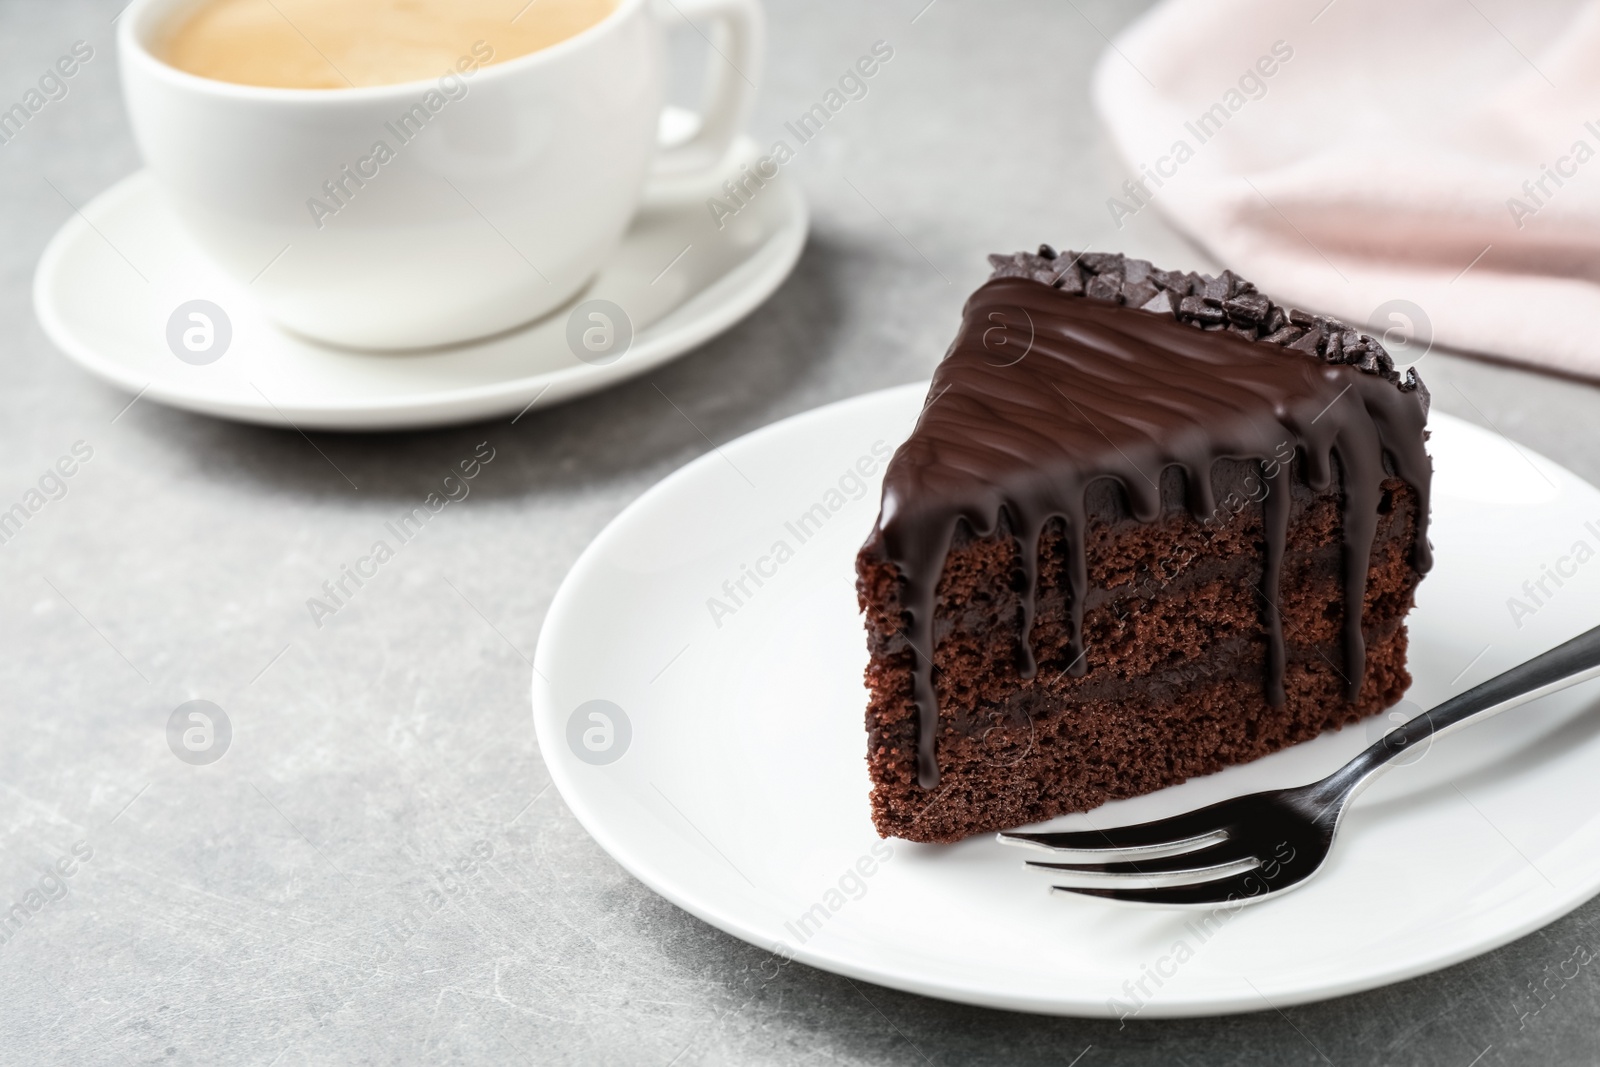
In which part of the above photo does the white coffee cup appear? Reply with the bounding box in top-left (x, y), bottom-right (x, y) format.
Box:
top-left (118, 0), bottom-right (762, 349)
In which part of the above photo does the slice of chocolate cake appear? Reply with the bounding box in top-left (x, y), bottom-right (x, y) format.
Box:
top-left (857, 247), bottom-right (1431, 844)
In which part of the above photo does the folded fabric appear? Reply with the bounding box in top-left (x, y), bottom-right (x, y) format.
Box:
top-left (1093, 0), bottom-right (1600, 380)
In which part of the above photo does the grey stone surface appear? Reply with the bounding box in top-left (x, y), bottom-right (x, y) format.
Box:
top-left (3, 1), bottom-right (1599, 1064)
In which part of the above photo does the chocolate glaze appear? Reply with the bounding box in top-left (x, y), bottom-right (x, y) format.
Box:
top-left (865, 250), bottom-right (1432, 789)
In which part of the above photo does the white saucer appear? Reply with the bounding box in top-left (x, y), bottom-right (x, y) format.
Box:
top-left (33, 130), bottom-right (806, 431)
top-left (532, 384), bottom-right (1600, 1017)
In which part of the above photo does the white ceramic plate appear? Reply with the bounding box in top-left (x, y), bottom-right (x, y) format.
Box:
top-left (532, 383), bottom-right (1600, 1017)
top-left (33, 123), bottom-right (806, 431)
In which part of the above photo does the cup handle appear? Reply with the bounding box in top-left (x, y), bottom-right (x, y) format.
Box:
top-left (649, 0), bottom-right (764, 186)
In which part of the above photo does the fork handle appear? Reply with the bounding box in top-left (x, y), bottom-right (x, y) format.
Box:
top-left (1319, 622), bottom-right (1600, 800)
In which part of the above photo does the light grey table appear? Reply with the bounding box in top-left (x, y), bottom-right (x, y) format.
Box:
top-left (4, 1), bottom-right (1599, 1063)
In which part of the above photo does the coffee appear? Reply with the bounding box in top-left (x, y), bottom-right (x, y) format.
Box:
top-left (159, 0), bottom-right (617, 89)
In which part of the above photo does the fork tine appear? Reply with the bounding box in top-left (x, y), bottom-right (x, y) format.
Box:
top-left (1024, 840), bottom-right (1254, 878)
top-left (997, 796), bottom-right (1246, 859)
top-left (998, 824), bottom-right (1229, 861)
top-left (1037, 855), bottom-right (1262, 889)
top-left (1050, 867), bottom-right (1292, 907)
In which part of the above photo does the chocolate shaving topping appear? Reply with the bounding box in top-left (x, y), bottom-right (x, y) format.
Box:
top-left (1123, 280), bottom-right (1159, 309)
top-left (1053, 260), bottom-right (1085, 295)
top-left (1179, 295), bottom-right (1225, 325)
top-left (990, 248), bottom-right (1424, 395)
top-left (1078, 251), bottom-right (1125, 274)
top-left (1138, 289), bottom-right (1173, 315)
top-left (1223, 292), bottom-right (1269, 326)
top-left (1289, 330), bottom-right (1322, 356)
top-left (1085, 270), bottom-right (1123, 303)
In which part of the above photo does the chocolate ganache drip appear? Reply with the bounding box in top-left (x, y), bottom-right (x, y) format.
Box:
top-left (868, 248), bottom-right (1432, 789)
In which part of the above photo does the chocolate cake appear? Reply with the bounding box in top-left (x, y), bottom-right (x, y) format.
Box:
top-left (856, 247), bottom-right (1431, 844)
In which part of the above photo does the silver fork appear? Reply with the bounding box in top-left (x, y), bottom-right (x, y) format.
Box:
top-left (997, 623), bottom-right (1600, 906)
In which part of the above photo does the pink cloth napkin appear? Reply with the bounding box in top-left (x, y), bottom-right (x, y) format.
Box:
top-left (1093, 0), bottom-right (1600, 380)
